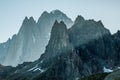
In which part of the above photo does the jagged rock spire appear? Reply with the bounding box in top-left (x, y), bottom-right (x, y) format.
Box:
top-left (75, 15), bottom-right (85, 24)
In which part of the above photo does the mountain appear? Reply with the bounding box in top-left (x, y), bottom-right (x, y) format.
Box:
top-left (3, 17), bottom-right (41, 66)
top-left (68, 15), bottom-right (110, 46)
top-left (112, 31), bottom-right (120, 64)
top-left (0, 21), bottom-right (80, 80)
top-left (37, 10), bottom-right (73, 54)
top-left (69, 15), bottom-right (119, 67)
top-left (0, 13), bottom-right (120, 80)
top-left (34, 21), bottom-right (80, 80)
top-left (0, 10), bottom-right (73, 66)
top-left (43, 20), bottom-right (71, 59)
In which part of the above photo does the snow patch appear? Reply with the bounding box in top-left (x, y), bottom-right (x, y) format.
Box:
top-left (40, 60), bottom-right (43, 63)
top-left (27, 64), bottom-right (45, 73)
top-left (103, 67), bottom-right (113, 73)
top-left (75, 77), bottom-right (79, 80)
top-left (14, 70), bottom-right (18, 73)
top-left (118, 67), bottom-right (120, 69)
top-left (28, 64), bottom-right (38, 71)
top-left (33, 68), bottom-right (45, 73)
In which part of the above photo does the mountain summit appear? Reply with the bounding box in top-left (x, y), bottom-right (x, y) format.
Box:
top-left (74, 15), bottom-right (85, 24)
top-left (0, 10), bottom-right (73, 66)
top-left (69, 17), bottom-right (110, 46)
top-left (44, 21), bottom-right (71, 59)
top-left (0, 12), bottom-right (120, 80)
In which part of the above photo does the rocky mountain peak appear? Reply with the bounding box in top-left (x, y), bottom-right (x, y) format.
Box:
top-left (22, 16), bottom-right (36, 26)
top-left (50, 9), bottom-right (63, 15)
top-left (53, 20), bottom-right (59, 25)
top-left (97, 20), bottom-right (104, 26)
top-left (44, 20), bottom-right (71, 59)
top-left (50, 20), bottom-right (69, 45)
top-left (18, 16), bottom-right (37, 36)
top-left (116, 30), bottom-right (120, 35)
top-left (22, 16), bottom-right (29, 24)
top-left (69, 16), bottom-right (110, 46)
top-left (1, 11), bottom-right (120, 80)
top-left (29, 16), bottom-right (36, 24)
top-left (75, 15), bottom-right (85, 24)
top-left (51, 20), bottom-right (67, 30)
top-left (39, 11), bottom-right (49, 18)
top-left (113, 30), bottom-right (120, 40)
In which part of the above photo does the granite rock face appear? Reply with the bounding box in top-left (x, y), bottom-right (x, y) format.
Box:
top-left (0, 21), bottom-right (80, 80)
top-left (0, 14), bottom-right (120, 80)
top-left (0, 10), bottom-right (73, 66)
top-left (3, 17), bottom-right (41, 66)
top-left (68, 16), bottom-right (110, 46)
top-left (37, 10), bottom-right (73, 55)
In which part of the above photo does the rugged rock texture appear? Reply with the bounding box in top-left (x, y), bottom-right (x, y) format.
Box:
top-left (37, 10), bottom-right (73, 54)
top-left (112, 31), bottom-right (120, 65)
top-left (3, 17), bottom-right (42, 66)
top-left (81, 73), bottom-right (109, 80)
top-left (0, 14), bottom-right (120, 80)
top-left (1, 21), bottom-right (80, 80)
top-left (68, 15), bottom-right (110, 46)
top-left (0, 10), bottom-right (73, 66)
top-left (104, 70), bottom-right (120, 80)
top-left (43, 20), bottom-right (71, 59)
top-left (68, 16), bottom-right (119, 74)
top-left (80, 70), bottom-right (120, 80)
top-left (34, 21), bottom-right (81, 80)
top-left (0, 64), bottom-right (16, 80)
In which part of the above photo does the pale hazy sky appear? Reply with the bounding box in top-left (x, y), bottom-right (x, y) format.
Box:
top-left (0, 0), bottom-right (120, 43)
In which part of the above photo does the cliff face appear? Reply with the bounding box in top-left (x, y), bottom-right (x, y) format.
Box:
top-left (0, 21), bottom-right (80, 80)
top-left (0, 13), bottom-right (120, 80)
top-left (35, 21), bottom-right (81, 80)
top-left (0, 10), bottom-right (73, 66)
top-left (68, 16), bottom-right (110, 46)
top-left (37, 10), bottom-right (73, 55)
top-left (0, 17), bottom-right (42, 66)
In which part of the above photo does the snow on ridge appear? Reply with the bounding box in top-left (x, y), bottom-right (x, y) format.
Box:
top-left (33, 68), bottom-right (45, 73)
top-left (28, 64), bottom-right (38, 71)
top-left (27, 64), bottom-right (45, 73)
top-left (75, 77), bottom-right (79, 80)
top-left (103, 67), bottom-right (113, 73)
top-left (118, 67), bottom-right (120, 69)
top-left (40, 60), bottom-right (43, 63)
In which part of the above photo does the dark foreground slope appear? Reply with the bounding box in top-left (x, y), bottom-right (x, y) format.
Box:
top-left (81, 70), bottom-right (120, 80)
top-left (0, 16), bottom-right (120, 80)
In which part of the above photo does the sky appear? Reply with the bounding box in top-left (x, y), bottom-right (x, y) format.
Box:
top-left (0, 0), bottom-right (120, 43)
